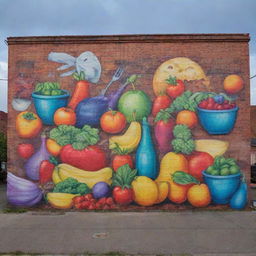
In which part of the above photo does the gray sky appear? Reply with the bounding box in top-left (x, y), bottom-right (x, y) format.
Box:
top-left (0, 0), bottom-right (255, 112)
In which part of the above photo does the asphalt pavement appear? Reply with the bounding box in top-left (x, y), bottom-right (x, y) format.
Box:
top-left (0, 184), bottom-right (255, 256)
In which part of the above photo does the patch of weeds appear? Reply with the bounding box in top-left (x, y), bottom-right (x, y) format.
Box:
top-left (2, 208), bottom-right (27, 214)
top-left (0, 251), bottom-right (40, 255)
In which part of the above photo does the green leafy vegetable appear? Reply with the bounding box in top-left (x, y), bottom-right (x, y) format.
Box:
top-left (172, 171), bottom-right (200, 185)
top-left (171, 124), bottom-right (195, 155)
top-left (112, 164), bottom-right (137, 189)
top-left (22, 112), bottom-right (37, 120)
top-left (53, 177), bottom-right (91, 195)
top-left (34, 82), bottom-right (64, 96)
top-left (73, 71), bottom-right (86, 81)
top-left (49, 124), bottom-right (99, 150)
top-left (155, 90), bottom-right (215, 122)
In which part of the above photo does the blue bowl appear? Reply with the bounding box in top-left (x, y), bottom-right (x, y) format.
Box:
top-left (32, 90), bottom-right (70, 125)
top-left (203, 171), bottom-right (241, 204)
top-left (197, 106), bottom-right (238, 134)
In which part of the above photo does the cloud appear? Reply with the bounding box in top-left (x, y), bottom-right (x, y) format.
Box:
top-left (0, 61), bottom-right (8, 78)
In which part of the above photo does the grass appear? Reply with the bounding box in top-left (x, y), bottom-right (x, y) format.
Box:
top-left (2, 207), bottom-right (28, 214)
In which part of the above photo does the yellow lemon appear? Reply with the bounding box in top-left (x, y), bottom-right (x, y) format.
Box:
top-left (132, 176), bottom-right (158, 206)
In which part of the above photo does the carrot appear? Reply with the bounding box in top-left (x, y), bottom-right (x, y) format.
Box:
top-left (68, 71), bottom-right (90, 110)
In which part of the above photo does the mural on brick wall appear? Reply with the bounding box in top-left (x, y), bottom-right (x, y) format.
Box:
top-left (7, 46), bottom-right (248, 210)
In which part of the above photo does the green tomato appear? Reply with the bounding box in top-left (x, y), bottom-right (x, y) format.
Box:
top-left (220, 168), bottom-right (230, 176)
top-left (229, 165), bottom-right (240, 175)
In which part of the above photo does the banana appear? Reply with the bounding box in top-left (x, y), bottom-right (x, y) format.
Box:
top-left (109, 121), bottom-right (141, 153)
top-left (57, 164), bottom-right (112, 179)
top-left (46, 193), bottom-right (78, 209)
top-left (57, 164), bottom-right (113, 188)
top-left (52, 167), bottom-right (62, 184)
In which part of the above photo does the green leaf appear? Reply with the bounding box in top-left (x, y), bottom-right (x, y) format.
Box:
top-left (172, 171), bottom-right (200, 185)
top-left (22, 112), bottom-right (37, 120)
top-left (165, 76), bottom-right (177, 85)
top-left (113, 164), bottom-right (137, 188)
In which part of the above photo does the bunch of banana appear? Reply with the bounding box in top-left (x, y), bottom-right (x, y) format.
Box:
top-left (46, 193), bottom-right (78, 209)
top-left (109, 121), bottom-right (141, 153)
top-left (52, 164), bottom-right (113, 188)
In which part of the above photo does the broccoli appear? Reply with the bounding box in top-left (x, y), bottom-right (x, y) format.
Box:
top-left (171, 124), bottom-right (195, 155)
top-left (173, 125), bottom-right (192, 140)
top-left (172, 138), bottom-right (195, 155)
top-left (53, 178), bottom-right (91, 195)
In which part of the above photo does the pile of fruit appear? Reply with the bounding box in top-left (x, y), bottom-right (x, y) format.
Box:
top-left (198, 96), bottom-right (236, 110)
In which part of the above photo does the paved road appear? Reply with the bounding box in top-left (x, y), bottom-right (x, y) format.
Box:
top-left (0, 184), bottom-right (255, 255)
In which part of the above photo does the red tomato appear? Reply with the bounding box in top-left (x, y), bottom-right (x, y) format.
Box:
top-left (113, 186), bottom-right (134, 205)
top-left (73, 197), bottom-right (84, 204)
top-left (106, 197), bottom-right (114, 206)
top-left (60, 145), bottom-right (107, 172)
top-left (103, 205), bottom-right (110, 210)
top-left (112, 154), bottom-right (133, 172)
top-left (83, 194), bottom-right (93, 201)
top-left (166, 79), bottom-right (185, 99)
top-left (188, 151), bottom-right (214, 182)
top-left (88, 203), bottom-right (96, 210)
top-left (98, 197), bottom-right (107, 205)
top-left (74, 203), bottom-right (83, 209)
top-left (17, 143), bottom-right (34, 159)
top-left (100, 111), bottom-right (127, 134)
top-left (95, 202), bottom-right (102, 209)
top-left (152, 95), bottom-right (172, 117)
top-left (81, 201), bottom-right (90, 209)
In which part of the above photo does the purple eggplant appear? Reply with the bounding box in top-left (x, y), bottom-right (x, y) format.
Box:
top-left (75, 74), bottom-right (137, 127)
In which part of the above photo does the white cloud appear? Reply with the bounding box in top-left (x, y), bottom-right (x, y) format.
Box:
top-left (0, 61), bottom-right (8, 79)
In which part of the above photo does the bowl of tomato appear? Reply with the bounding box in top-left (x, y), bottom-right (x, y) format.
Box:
top-left (197, 97), bottom-right (238, 134)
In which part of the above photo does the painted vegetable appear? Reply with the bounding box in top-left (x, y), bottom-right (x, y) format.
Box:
top-left (34, 82), bottom-right (65, 96)
top-left (112, 164), bottom-right (136, 205)
top-left (172, 124), bottom-right (195, 155)
top-left (156, 152), bottom-right (189, 182)
top-left (53, 107), bottom-right (76, 126)
top-left (46, 138), bottom-right (63, 156)
top-left (53, 177), bottom-right (91, 195)
top-left (39, 156), bottom-right (58, 184)
top-left (229, 179), bottom-right (247, 209)
top-left (92, 182), bottom-right (111, 199)
top-left (112, 146), bottom-right (133, 172)
top-left (194, 139), bottom-right (229, 158)
top-left (108, 74), bottom-right (138, 110)
top-left (68, 71), bottom-right (90, 110)
top-left (188, 151), bottom-right (214, 181)
top-left (154, 110), bottom-right (174, 153)
top-left (55, 163), bottom-right (113, 189)
top-left (118, 77), bottom-right (152, 122)
top-left (152, 94), bottom-right (172, 117)
top-left (75, 74), bottom-right (134, 128)
top-left (100, 110), bottom-right (127, 134)
top-left (136, 117), bottom-right (158, 179)
top-left (17, 143), bottom-right (34, 159)
top-left (166, 76), bottom-right (185, 99)
top-left (109, 121), bottom-right (141, 154)
top-left (7, 172), bottom-right (43, 207)
top-left (49, 124), bottom-right (106, 171)
top-left (16, 111), bottom-right (42, 138)
top-left (46, 192), bottom-right (78, 209)
top-left (24, 134), bottom-right (51, 181)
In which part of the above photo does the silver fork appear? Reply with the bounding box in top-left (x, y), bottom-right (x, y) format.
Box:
top-left (100, 67), bottom-right (124, 95)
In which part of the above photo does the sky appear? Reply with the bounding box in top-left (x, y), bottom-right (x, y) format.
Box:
top-left (0, 0), bottom-right (255, 112)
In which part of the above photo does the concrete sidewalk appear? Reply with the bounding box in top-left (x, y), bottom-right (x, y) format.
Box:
top-left (0, 184), bottom-right (255, 255)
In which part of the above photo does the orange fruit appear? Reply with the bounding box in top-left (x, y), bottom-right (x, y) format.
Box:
top-left (176, 110), bottom-right (198, 128)
top-left (53, 107), bottom-right (76, 126)
top-left (223, 74), bottom-right (244, 94)
top-left (168, 179), bottom-right (191, 204)
top-left (46, 138), bottom-right (62, 156)
top-left (187, 184), bottom-right (211, 207)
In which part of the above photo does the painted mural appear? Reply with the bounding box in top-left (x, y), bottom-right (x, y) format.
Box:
top-left (7, 46), bottom-right (248, 211)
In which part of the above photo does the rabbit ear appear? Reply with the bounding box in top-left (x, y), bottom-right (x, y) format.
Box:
top-left (76, 51), bottom-right (101, 83)
top-left (48, 52), bottom-right (76, 65)
top-left (60, 69), bottom-right (76, 77)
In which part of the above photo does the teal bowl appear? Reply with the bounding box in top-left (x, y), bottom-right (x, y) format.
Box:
top-left (197, 106), bottom-right (238, 134)
top-left (203, 171), bottom-right (241, 204)
top-left (32, 90), bottom-right (70, 125)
